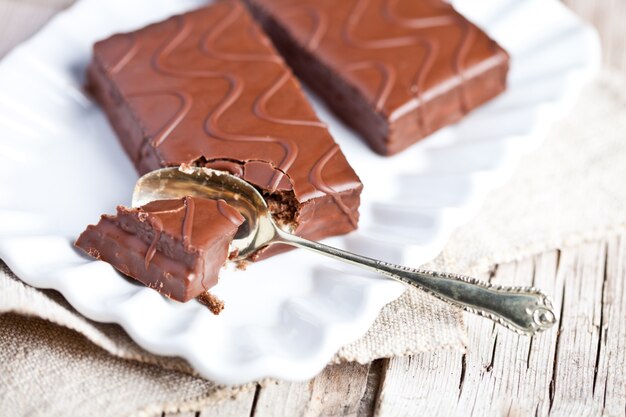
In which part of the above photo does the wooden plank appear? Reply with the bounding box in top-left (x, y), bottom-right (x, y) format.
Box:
top-left (455, 251), bottom-right (564, 417)
top-left (160, 387), bottom-right (256, 417)
top-left (596, 235), bottom-right (626, 417)
top-left (162, 363), bottom-right (374, 417)
top-left (197, 388), bottom-right (257, 417)
top-left (371, 239), bottom-right (626, 417)
top-left (253, 362), bottom-right (370, 417)
top-left (372, 262), bottom-right (547, 417)
top-left (252, 379), bottom-right (311, 417)
top-left (371, 250), bottom-right (563, 417)
top-left (357, 359), bottom-right (385, 417)
top-left (373, 349), bottom-right (464, 417)
top-left (549, 242), bottom-right (607, 416)
top-left (306, 362), bottom-right (371, 417)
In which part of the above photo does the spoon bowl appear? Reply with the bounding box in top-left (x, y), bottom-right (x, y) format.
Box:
top-left (133, 166), bottom-right (276, 260)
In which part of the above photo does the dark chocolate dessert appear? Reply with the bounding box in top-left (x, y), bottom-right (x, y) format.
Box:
top-left (244, 0), bottom-right (509, 155)
top-left (75, 197), bottom-right (244, 303)
top-left (87, 0), bottom-right (363, 256)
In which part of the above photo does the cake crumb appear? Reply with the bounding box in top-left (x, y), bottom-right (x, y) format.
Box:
top-left (197, 291), bottom-right (225, 315)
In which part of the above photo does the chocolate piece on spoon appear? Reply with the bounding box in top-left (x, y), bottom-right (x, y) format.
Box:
top-left (75, 196), bottom-right (243, 304)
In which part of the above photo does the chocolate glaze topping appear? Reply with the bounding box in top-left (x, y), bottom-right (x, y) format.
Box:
top-left (88, 1), bottom-right (363, 251)
top-left (75, 197), bottom-right (244, 303)
top-left (244, 0), bottom-right (510, 155)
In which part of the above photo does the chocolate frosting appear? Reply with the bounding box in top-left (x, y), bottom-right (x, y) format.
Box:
top-left (88, 1), bottom-right (363, 243)
top-left (244, 0), bottom-right (509, 155)
top-left (75, 197), bottom-right (244, 302)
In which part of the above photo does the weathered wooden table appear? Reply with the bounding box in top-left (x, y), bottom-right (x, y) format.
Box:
top-left (1, 1), bottom-right (624, 416)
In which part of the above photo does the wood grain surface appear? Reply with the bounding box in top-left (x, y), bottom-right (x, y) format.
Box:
top-left (0, 1), bottom-right (624, 416)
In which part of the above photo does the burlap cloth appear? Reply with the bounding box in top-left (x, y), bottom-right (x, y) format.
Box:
top-left (1, 69), bottom-right (626, 415)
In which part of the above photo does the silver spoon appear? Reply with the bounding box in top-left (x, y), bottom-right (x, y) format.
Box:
top-left (132, 166), bottom-right (556, 335)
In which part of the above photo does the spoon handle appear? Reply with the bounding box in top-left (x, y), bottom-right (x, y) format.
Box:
top-left (275, 230), bottom-right (556, 335)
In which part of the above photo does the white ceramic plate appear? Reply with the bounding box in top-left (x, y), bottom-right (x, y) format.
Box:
top-left (0, 0), bottom-right (599, 384)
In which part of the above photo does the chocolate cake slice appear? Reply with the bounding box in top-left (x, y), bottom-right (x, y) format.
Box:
top-left (75, 197), bottom-right (244, 303)
top-left (88, 1), bottom-right (362, 256)
top-left (244, 0), bottom-right (509, 155)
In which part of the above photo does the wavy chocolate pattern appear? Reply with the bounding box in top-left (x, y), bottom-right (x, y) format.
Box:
top-left (382, 0), bottom-right (456, 28)
top-left (253, 71), bottom-right (327, 128)
top-left (141, 204), bottom-right (187, 268)
top-left (453, 21), bottom-right (475, 114)
top-left (201, 4), bottom-right (282, 64)
top-left (344, 61), bottom-right (396, 112)
top-left (106, 33), bottom-right (138, 75)
top-left (147, 12), bottom-right (298, 190)
top-left (126, 90), bottom-right (193, 147)
top-left (202, 73), bottom-right (297, 192)
top-left (343, 0), bottom-right (472, 119)
top-left (309, 144), bottom-right (358, 228)
top-left (381, 0), bottom-right (476, 114)
top-left (282, 5), bottom-right (328, 50)
top-left (136, 197), bottom-right (242, 270)
top-left (245, 0), bottom-right (508, 154)
top-left (91, 1), bottom-right (362, 248)
top-left (181, 196), bottom-right (195, 248)
top-left (216, 199), bottom-right (245, 226)
top-left (264, 0), bottom-right (476, 122)
top-left (344, 0), bottom-right (448, 49)
top-left (144, 217), bottom-right (162, 270)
